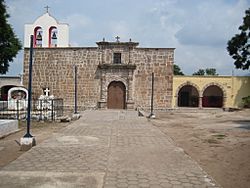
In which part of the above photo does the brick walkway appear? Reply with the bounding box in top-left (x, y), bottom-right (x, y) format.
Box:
top-left (0, 110), bottom-right (220, 188)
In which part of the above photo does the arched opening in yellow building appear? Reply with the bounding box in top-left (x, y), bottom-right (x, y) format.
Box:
top-left (178, 85), bottom-right (199, 107)
top-left (202, 85), bottom-right (223, 108)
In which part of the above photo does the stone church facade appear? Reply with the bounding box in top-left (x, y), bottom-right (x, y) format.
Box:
top-left (23, 42), bottom-right (174, 110)
top-left (22, 11), bottom-right (174, 110)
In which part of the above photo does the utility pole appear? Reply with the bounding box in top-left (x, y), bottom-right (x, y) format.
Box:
top-left (149, 72), bottom-right (155, 118)
top-left (21, 35), bottom-right (36, 151)
top-left (74, 65), bottom-right (78, 114)
top-left (24, 35), bottom-right (34, 138)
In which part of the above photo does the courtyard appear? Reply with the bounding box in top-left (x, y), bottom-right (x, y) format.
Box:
top-left (0, 109), bottom-right (249, 187)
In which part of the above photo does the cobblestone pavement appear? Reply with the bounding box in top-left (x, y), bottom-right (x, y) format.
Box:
top-left (0, 110), bottom-right (220, 188)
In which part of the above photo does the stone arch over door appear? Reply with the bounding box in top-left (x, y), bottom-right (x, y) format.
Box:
top-left (202, 83), bottom-right (225, 108)
top-left (101, 76), bottom-right (128, 101)
top-left (176, 83), bottom-right (200, 107)
top-left (107, 81), bottom-right (126, 109)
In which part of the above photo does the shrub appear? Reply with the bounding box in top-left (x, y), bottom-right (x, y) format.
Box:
top-left (242, 96), bottom-right (250, 108)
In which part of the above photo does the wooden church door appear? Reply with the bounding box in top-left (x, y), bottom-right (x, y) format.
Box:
top-left (107, 81), bottom-right (126, 109)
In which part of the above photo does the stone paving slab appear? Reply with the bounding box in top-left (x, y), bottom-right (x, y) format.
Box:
top-left (108, 146), bottom-right (198, 171)
top-left (62, 125), bottom-right (113, 136)
top-left (40, 135), bottom-right (110, 147)
top-left (0, 110), bottom-right (220, 187)
top-left (104, 171), bottom-right (217, 188)
top-left (110, 135), bottom-right (172, 147)
top-left (0, 171), bottom-right (104, 188)
top-left (2, 146), bottom-right (109, 172)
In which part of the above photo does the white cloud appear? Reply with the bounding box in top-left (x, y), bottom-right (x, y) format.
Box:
top-left (175, 45), bottom-right (236, 75)
top-left (109, 21), bottom-right (131, 41)
top-left (143, 0), bottom-right (250, 75)
top-left (62, 14), bottom-right (93, 46)
top-left (63, 14), bottom-right (91, 30)
top-left (3, 0), bottom-right (250, 76)
top-left (175, 0), bottom-right (249, 47)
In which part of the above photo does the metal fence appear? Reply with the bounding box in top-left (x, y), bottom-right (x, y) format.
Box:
top-left (0, 98), bottom-right (63, 121)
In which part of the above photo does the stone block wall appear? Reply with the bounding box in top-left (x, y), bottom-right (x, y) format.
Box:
top-left (23, 48), bottom-right (101, 110)
top-left (133, 48), bottom-right (174, 109)
top-left (23, 44), bottom-right (174, 110)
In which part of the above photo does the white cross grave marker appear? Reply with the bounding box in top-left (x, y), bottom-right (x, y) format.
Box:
top-left (44, 88), bottom-right (50, 97)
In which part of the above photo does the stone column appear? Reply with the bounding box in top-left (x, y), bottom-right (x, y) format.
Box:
top-left (100, 70), bottom-right (106, 101)
top-left (127, 71), bottom-right (134, 101)
top-left (98, 70), bottom-right (107, 109)
top-left (126, 70), bottom-right (134, 109)
top-left (199, 97), bottom-right (203, 108)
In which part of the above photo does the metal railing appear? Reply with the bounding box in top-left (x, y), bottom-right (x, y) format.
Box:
top-left (0, 98), bottom-right (63, 121)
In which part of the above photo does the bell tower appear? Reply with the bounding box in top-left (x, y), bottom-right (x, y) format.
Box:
top-left (24, 7), bottom-right (69, 48)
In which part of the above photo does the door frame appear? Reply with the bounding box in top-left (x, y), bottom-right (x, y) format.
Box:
top-left (107, 81), bottom-right (126, 109)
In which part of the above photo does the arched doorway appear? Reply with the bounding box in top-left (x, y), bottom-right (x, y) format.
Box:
top-left (178, 85), bottom-right (199, 107)
top-left (202, 85), bottom-right (223, 108)
top-left (107, 81), bottom-right (126, 109)
top-left (0, 85), bottom-right (16, 101)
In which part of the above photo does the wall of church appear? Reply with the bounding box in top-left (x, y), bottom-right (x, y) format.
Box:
top-left (23, 48), bottom-right (101, 110)
top-left (23, 47), bottom-right (174, 110)
top-left (133, 48), bottom-right (174, 109)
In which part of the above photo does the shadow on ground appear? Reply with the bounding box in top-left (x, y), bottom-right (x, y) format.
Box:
top-left (233, 120), bottom-right (250, 130)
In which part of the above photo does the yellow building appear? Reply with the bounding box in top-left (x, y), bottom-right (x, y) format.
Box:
top-left (173, 76), bottom-right (250, 108)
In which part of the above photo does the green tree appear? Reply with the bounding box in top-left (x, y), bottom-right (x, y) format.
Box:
top-left (173, 64), bottom-right (184, 75)
top-left (205, 68), bottom-right (218, 75)
top-left (193, 68), bottom-right (218, 76)
top-left (227, 8), bottom-right (250, 70)
top-left (192, 69), bottom-right (205, 75)
top-left (0, 0), bottom-right (22, 74)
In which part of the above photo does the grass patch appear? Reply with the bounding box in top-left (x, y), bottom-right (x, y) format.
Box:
top-left (205, 138), bottom-right (220, 144)
top-left (212, 134), bottom-right (226, 139)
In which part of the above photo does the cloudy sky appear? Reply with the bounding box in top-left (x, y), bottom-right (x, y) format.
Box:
top-left (4, 0), bottom-right (250, 76)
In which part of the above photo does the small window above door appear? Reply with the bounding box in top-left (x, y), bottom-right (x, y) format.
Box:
top-left (113, 53), bottom-right (121, 64)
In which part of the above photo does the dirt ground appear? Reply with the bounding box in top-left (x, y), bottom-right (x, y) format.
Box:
top-left (1, 110), bottom-right (250, 188)
top-left (152, 109), bottom-right (250, 188)
top-left (0, 121), bottom-right (69, 168)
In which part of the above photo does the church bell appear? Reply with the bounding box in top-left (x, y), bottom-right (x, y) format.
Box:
top-left (36, 32), bottom-right (42, 41)
top-left (52, 32), bottom-right (57, 39)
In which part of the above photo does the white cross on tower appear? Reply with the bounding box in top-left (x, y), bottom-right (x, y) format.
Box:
top-left (115, 36), bottom-right (120, 42)
top-left (44, 87), bottom-right (50, 97)
top-left (44, 5), bottom-right (50, 13)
